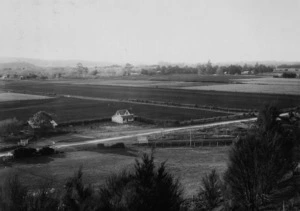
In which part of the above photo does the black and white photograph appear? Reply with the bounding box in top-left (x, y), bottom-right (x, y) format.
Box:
top-left (0, 0), bottom-right (300, 210)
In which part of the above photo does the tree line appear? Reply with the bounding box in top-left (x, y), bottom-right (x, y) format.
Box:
top-left (141, 62), bottom-right (274, 76)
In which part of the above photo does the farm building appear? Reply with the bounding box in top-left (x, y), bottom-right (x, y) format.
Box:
top-left (112, 109), bottom-right (134, 124)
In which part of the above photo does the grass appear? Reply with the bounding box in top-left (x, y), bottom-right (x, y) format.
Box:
top-left (0, 146), bottom-right (229, 197)
top-left (183, 83), bottom-right (300, 95)
top-left (0, 97), bottom-right (228, 123)
top-left (2, 80), bottom-right (300, 109)
top-left (0, 92), bottom-right (50, 102)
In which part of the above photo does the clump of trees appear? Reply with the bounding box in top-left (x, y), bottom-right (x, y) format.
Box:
top-left (28, 111), bottom-right (57, 136)
top-left (0, 153), bottom-right (184, 211)
top-left (141, 61), bottom-right (274, 76)
top-left (191, 104), bottom-right (300, 210)
top-left (282, 72), bottom-right (297, 78)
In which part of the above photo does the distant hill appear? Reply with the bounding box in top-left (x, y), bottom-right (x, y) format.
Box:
top-left (0, 57), bottom-right (119, 67)
top-left (0, 62), bottom-right (41, 72)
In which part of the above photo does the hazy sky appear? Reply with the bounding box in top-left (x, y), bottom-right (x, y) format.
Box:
top-left (0, 0), bottom-right (299, 64)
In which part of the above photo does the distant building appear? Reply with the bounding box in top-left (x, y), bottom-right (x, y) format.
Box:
top-left (112, 109), bottom-right (134, 124)
top-left (241, 71), bottom-right (250, 75)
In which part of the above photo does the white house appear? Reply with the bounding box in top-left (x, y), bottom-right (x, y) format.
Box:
top-left (112, 109), bottom-right (134, 124)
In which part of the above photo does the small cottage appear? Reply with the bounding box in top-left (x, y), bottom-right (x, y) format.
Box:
top-left (112, 109), bottom-right (134, 124)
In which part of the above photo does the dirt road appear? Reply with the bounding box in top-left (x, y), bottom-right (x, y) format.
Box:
top-left (55, 117), bottom-right (257, 149)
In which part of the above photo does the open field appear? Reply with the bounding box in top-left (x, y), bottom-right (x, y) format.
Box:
top-left (182, 83), bottom-right (300, 95)
top-left (183, 77), bottom-right (300, 95)
top-left (234, 77), bottom-right (300, 86)
top-left (0, 97), bottom-right (228, 123)
top-left (2, 80), bottom-right (300, 109)
top-left (38, 74), bottom-right (260, 86)
top-left (0, 146), bottom-right (229, 197)
top-left (0, 92), bottom-right (51, 102)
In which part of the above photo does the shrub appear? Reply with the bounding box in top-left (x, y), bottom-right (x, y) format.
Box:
top-left (38, 147), bottom-right (55, 156)
top-left (195, 169), bottom-right (223, 210)
top-left (13, 147), bottom-right (37, 159)
top-left (224, 132), bottom-right (296, 210)
top-left (61, 168), bottom-right (96, 210)
top-left (97, 143), bottom-right (105, 149)
top-left (98, 153), bottom-right (184, 211)
top-left (109, 142), bottom-right (125, 149)
top-left (282, 72), bottom-right (297, 78)
top-left (0, 174), bottom-right (28, 211)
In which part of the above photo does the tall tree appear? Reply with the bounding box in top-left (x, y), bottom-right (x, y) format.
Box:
top-left (224, 105), bottom-right (298, 210)
top-left (98, 153), bottom-right (184, 211)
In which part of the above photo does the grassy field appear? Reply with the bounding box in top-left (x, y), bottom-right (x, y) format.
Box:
top-left (2, 80), bottom-right (300, 109)
top-left (0, 92), bottom-right (50, 102)
top-left (0, 146), bottom-right (229, 197)
top-left (0, 97), bottom-right (228, 123)
top-left (183, 83), bottom-right (300, 95)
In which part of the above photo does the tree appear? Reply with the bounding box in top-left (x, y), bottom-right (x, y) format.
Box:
top-left (98, 153), bottom-right (184, 211)
top-left (28, 111), bottom-right (56, 136)
top-left (0, 174), bottom-right (28, 211)
top-left (257, 104), bottom-right (280, 133)
top-left (224, 105), bottom-right (298, 210)
top-left (61, 168), bottom-right (95, 211)
top-left (195, 169), bottom-right (223, 210)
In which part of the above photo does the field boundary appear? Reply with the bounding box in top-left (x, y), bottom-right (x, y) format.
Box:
top-left (127, 99), bottom-right (255, 113)
top-left (134, 139), bottom-right (234, 148)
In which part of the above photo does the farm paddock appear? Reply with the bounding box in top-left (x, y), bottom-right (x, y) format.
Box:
top-left (2, 80), bottom-right (300, 109)
top-left (0, 97), bottom-right (228, 123)
top-left (0, 146), bottom-right (229, 197)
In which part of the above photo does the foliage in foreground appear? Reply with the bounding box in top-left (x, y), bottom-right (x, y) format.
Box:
top-left (223, 105), bottom-right (299, 210)
top-left (0, 153), bottom-right (184, 211)
top-left (98, 153), bottom-right (184, 211)
top-left (194, 169), bottom-right (223, 211)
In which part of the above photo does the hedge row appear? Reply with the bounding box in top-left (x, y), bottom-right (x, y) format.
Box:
top-left (13, 146), bottom-right (56, 159)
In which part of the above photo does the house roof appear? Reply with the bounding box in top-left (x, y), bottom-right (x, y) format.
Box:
top-left (116, 109), bottom-right (131, 116)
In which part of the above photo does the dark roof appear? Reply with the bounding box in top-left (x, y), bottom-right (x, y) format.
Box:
top-left (116, 109), bottom-right (131, 116)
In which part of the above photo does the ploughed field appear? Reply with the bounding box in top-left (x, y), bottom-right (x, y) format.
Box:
top-left (0, 97), bottom-right (227, 123)
top-left (2, 80), bottom-right (300, 109)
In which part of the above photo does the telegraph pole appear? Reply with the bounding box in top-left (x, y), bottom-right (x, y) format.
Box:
top-left (190, 129), bottom-right (192, 147)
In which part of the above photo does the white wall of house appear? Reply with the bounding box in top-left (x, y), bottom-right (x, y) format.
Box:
top-left (112, 115), bottom-right (124, 124)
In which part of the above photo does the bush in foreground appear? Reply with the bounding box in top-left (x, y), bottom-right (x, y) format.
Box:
top-left (194, 169), bottom-right (223, 210)
top-left (98, 153), bottom-right (184, 211)
top-left (224, 106), bottom-right (298, 210)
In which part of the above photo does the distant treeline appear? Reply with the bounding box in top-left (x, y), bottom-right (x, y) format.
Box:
top-left (141, 62), bottom-right (274, 75)
top-left (277, 64), bottom-right (300, 69)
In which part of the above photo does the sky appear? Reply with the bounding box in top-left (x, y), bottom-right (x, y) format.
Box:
top-left (0, 0), bottom-right (299, 64)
